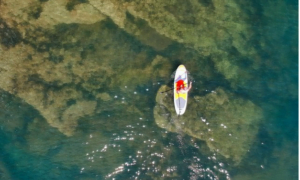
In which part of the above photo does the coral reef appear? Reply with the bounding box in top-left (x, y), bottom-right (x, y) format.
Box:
top-left (154, 85), bottom-right (263, 164)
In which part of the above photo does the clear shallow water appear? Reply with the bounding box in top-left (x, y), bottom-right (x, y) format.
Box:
top-left (0, 0), bottom-right (298, 180)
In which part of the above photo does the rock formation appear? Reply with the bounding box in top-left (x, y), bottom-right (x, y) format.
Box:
top-left (154, 85), bottom-right (263, 164)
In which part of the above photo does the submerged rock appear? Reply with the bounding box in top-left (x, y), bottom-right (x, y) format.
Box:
top-left (0, 17), bottom-right (172, 136)
top-left (154, 85), bottom-right (263, 164)
top-left (1, 0), bottom-right (296, 102)
top-left (0, 0), bottom-right (106, 29)
top-left (85, 0), bottom-right (258, 81)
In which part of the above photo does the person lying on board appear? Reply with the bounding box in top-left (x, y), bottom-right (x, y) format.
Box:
top-left (177, 81), bottom-right (192, 94)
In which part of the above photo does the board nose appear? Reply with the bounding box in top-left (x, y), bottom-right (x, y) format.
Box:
top-left (177, 64), bottom-right (186, 70)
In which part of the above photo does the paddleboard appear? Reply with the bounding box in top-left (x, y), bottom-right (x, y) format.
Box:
top-left (174, 65), bottom-right (188, 115)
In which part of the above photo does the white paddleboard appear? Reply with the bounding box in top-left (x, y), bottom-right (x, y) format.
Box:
top-left (174, 65), bottom-right (188, 115)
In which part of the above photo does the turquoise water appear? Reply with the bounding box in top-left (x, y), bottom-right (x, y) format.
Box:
top-left (0, 0), bottom-right (298, 179)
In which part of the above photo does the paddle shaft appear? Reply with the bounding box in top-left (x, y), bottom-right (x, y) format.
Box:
top-left (160, 83), bottom-right (188, 94)
top-left (160, 88), bottom-right (174, 94)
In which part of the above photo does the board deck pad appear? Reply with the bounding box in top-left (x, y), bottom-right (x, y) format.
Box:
top-left (174, 65), bottom-right (188, 115)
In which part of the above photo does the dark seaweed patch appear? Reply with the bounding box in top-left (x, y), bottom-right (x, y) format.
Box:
top-left (164, 1), bottom-right (196, 25)
top-left (125, 11), bottom-right (147, 28)
top-left (55, 23), bottom-right (79, 34)
top-left (66, 99), bottom-right (77, 106)
top-left (66, 0), bottom-right (89, 11)
top-left (197, 0), bottom-right (213, 7)
top-left (48, 53), bottom-right (64, 64)
top-left (80, 50), bottom-right (88, 59)
top-left (36, 42), bottom-right (50, 52)
top-left (0, 19), bottom-right (22, 48)
top-left (80, 43), bottom-right (95, 59)
top-left (125, 11), bottom-right (135, 23)
top-left (27, 54), bottom-right (33, 60)
top-left (29, 5), bottom-right (43, 19)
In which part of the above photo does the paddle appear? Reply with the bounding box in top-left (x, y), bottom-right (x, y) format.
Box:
top-left (160, 83), bottom-right (188, 94)
top-left (160, 88), bottom-right (174, 94)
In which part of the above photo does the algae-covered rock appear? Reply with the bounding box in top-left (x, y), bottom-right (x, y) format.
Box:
top-left (96, 92), bottom-right (112, 101)
top-left (60, 100), bottom-right (97, 136)
top-left (0, 43), bottom-right (94, 136)
top-left (154, 85), bottom-right (263, 164)
top-left (0, 17), bottom-right (173, 136)
top-left (1, 0), bottom-right (296, 102)
top-left (0, 0), bottom-right (106, 29)
top-left (85, 0), bottom-right (296, 101)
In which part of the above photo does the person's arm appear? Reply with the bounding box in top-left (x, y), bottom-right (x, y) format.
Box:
top-left (187, 82), bottom-right (192, 91)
